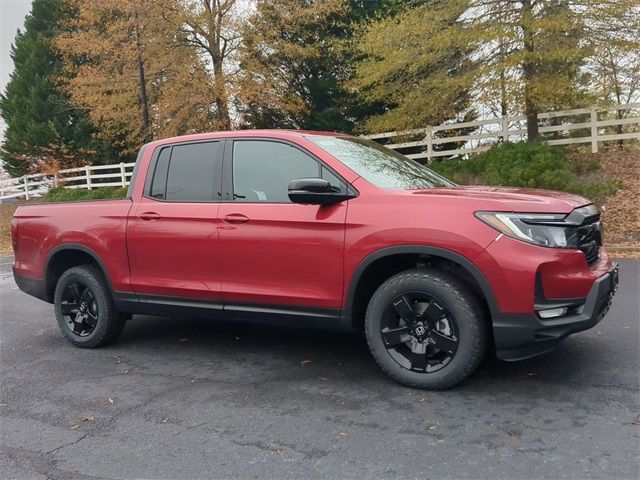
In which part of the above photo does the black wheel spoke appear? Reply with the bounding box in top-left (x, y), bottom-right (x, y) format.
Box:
top-left (81, 287), bottom-right (92, 303)
top-left (430, 331), bottom-right (457, 354)
top-left (381, 326), bottom-right (411, 348)
top-left (422, 301), bottom-right (445, 326)
top-left (392, 296), bottom-right (417, 324)
top-left (85, 311), bottom-right (98, 327)
top-left (60, 302), bottom-right (77, 316)
top-left (409, 352), bottom-right (427, 371)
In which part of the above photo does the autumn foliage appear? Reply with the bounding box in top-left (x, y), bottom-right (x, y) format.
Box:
top-left (1, 0), bottom-right (639, 176)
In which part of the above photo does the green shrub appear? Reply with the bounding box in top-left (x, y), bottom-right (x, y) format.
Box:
top-left (430, 141), bottom-right (619, 203)
top-left (42, 187), bottom-right (127, 202)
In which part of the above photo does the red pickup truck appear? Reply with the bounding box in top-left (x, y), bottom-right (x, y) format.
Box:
top-left (11, 130), bottom-right (619, 389)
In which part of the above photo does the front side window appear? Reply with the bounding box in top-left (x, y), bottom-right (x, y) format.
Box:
top-left (149, 141), bottom-right (221, 201)
top-left (232, 140), bottom-right (344, 202)
top-left (306, 136), bottom-right (454, 190)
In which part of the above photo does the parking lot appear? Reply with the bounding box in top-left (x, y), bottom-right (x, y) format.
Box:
top-left (1, 256), bottom-right (638, 479)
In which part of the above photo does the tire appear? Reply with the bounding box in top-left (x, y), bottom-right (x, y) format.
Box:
top-left (365, 268), bottom-right (488, 389)
top-left (54, 265), bottom-right (125, 348)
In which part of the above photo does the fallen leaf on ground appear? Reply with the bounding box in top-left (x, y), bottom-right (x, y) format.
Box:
top-left (179, 337), bottom-right (189, 342)
top-left (113, 356), bottom-right (121, 364)
top-left (107, 397), bottom-right (115, 405)
top-left (203, 361), bottom-right (214, 367)
top-left (69, 416), bottom-right (94, 430)
top-left (507, 431), bottom-right (517, 439)
top-left (0, 403), bottom-right (6, 407)
top-left (275, 448), bottom-right (283, 455)
top-left (243, 395), bottom-right (249, 401)
top-left (427, 425), bottom-right (437, 431)
top-left (339, 432), bottom-right (348, 437)
top-left (319, 377), bottom-right (328, 382)
top-left (160, 417), bottom-right (169, 424)
top-left (631, 421), bottom-right (640, 426)
top-left (417, 398), bottom-right (426, 403)
top-left (123, 369), bottom-right (129, 375)
top-left (527, 373), bottom-right (536, 377)
top-left (300, 360), bottom-right (312, 367)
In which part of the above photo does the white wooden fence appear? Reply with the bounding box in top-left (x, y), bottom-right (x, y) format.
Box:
top-left (0, 162), bottom-right (135, 201)
top-left (364, 103), bottom-right (640, 162)
top-left (1, 103), bottom-right (639, 201)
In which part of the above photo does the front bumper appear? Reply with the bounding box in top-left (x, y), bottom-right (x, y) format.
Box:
top-left (494, 263), bottom-right (619, 361)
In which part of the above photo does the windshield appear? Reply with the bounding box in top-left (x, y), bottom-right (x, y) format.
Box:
top-left (306, 136), bottom-right (454, 190)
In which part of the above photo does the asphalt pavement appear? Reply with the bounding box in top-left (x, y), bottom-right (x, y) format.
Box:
top-left (1, 256), bottom-right (638, 480)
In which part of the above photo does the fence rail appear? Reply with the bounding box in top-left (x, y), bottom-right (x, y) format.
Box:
top-left (1, 103), bottom-right (639, 201)
top-left (0, 162), bottom-right (135, 201)
top-left (364, 103), bottom-right (640, 162)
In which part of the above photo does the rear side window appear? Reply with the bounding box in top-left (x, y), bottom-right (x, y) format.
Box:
top-left (148, 141), bottom-right (220, 201)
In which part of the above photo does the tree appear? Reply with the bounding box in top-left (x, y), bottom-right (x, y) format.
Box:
top-left (57, 0), bottom-right (218, 159)
top-left (0, 0), bottom-right (108, 177)
top-left (350, 0), bottom-right (476, 133)
top-left (236, 0), bottom-right (424, 132)
top-left (162, 0), bottom-right (245, 131)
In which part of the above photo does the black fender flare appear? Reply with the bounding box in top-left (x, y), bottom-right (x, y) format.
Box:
top-left (340, 245), bottom-right (500, 329)
top-left (45, 243), bottom-right (113, 301)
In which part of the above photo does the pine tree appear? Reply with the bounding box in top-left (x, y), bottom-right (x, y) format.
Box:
top-left (0, 0), bottom-right (106, 177)
top-left (237, 0), bottom-right (425, 132)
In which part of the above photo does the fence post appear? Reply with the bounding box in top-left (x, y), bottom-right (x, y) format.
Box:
top-left (53, 171), bottom-right (59, 188)
top-left (120, 163), bottom-right (126, 187)
top-left (501, 116), bottom-right (509, 142)
top-left (590, 106), bottom-right (598, 153)
top-left (24, 176), bottom-right (29, 200)
top-left (425, 127), bottom-right (433, 163)
top-left (85, 165), bottom-right (92, 190)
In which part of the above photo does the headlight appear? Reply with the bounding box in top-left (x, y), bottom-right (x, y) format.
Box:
top-left (475, 211), bottom-right (576, 248)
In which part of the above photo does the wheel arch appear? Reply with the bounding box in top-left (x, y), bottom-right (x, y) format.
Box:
top-left (45, 244), bottom-right (113, 303)
top-left (341, 245), bottom-right (500, 331)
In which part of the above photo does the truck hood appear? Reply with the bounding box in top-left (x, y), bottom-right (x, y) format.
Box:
top-left (410, 186), bottom-right (591, 214)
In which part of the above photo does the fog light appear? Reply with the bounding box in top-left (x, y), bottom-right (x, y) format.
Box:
top-left (537, 307), bottom-right (568, 319)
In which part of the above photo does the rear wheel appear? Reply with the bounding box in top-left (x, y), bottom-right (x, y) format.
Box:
top-left (54, 265), bottom-right (125, 348)
top-left (365, 268), bottom-right (487, 389)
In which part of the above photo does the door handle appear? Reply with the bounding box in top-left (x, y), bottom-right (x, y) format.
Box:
top-left (139, 212), bottom-right (161, 221)
top-left (222, 213), bottom-right (249, 224)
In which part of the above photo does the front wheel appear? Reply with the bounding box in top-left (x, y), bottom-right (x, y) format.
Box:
top-left (54, 265), bottom-right (125, 348)
top-left (365, 268), bottom-right (488, 389)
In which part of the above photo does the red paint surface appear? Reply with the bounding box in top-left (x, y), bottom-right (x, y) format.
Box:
top-left (12, 129), bottom-right (612, 315)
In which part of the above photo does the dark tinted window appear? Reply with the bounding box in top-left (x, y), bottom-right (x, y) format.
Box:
top-left (150, 142), bottom-right (220, 202)
top-left (150, 147), bottom-right (170, 199)
top-left (233, 141), bottom-right (321, 202)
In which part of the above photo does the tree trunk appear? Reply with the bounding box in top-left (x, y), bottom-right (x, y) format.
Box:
top-left (521, 0), bottom-right (539, 142)
top-left (207, 8), bottom-right (231, 131)
top-left (134, 23), bottom-right (151, 142)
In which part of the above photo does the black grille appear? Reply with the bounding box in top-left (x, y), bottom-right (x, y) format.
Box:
top-left (576, 218), bottom-right (602, 266)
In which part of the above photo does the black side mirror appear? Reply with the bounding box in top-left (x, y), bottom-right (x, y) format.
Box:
top-left (288, 178), bottom-right (356, 205)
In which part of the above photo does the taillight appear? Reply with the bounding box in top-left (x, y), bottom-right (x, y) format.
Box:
top-left (11, 219), bottom-right (18, 254)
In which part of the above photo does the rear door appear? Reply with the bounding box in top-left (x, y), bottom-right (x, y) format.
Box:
top-left (128, 140), bottom-right (223, 301)
top-left (218, 138), bottom-right (349, 313)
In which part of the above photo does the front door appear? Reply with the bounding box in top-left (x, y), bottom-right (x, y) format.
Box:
top-left (218, 139), bottom-right (348, 312)
top-left (128, 140), bottom-right (223, 301)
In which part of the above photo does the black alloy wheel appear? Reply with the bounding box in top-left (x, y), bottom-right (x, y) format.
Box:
top-left (381, 291), bottom-right (458, 373)
top-left (54, 265), bottom-right (125, 348)
top-left (60, 281), bottom-right (99, 337)
top-left (365, 268), bottom-right (487, 389)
